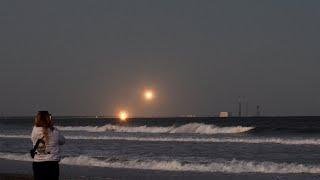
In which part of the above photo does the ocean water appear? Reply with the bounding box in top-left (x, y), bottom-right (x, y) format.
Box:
top-left (1, 116), bottom-right (320, 178)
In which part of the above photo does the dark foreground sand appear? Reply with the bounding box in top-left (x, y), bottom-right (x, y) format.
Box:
top-left (1, 160), bottom-right (320, 180)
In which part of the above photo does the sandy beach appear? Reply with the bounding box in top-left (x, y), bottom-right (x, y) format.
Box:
top-left (1, 159), bottom-right (320, 180)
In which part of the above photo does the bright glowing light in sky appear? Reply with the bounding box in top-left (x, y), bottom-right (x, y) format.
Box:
top-left (118, 110), bottom-right (128, 121)
top-left (144, 90), bottom-right (154, 101)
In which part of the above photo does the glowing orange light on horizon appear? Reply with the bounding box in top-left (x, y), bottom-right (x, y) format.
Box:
top-left (144, 90), bottom-right (154, 101)
top-left (118, 110), bottom-right (128, 121)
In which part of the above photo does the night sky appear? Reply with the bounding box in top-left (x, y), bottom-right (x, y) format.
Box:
top-left (1, 1), bottom-right (319, 116)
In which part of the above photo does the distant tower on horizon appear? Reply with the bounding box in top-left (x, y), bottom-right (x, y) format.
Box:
top-left (245, 97), bottom-right (249, 117)
top-left (238, 96), bottom-right (242, 117)
top-left (256, 105), bottom-right (261, 116)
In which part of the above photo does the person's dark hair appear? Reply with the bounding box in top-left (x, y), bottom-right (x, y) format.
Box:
top-left (34, 111), bottom-right (53, 144)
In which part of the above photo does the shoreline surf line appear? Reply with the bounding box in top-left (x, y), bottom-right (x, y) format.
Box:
top-left (1, 152), bottom-right (320, 174)
top-left (2, 134), bottom-right (320, 145)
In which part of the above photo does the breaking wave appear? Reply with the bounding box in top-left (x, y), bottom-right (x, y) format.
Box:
top-left (1, 152), bottom-right (320, 174)
top-left (56, 123), bottom-right (254, 134)
top-left (2, 134), bottom-right (320, 145)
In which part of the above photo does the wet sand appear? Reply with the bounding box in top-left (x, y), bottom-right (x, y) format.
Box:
top-left (1, 159), bottom-right (320, 180)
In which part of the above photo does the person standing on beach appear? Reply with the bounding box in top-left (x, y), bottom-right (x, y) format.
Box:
top-left (31, 111), bottom-right (65, 180)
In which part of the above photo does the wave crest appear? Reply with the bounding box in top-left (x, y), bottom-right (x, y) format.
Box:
top-left (1, 152), bottom-right (320, 174)
top-left (56, 123), bottom-right (254, 134)
top-left (2, 134), bottom-right (320, 145)
top-left (62, 155), bottom-right (320, 174)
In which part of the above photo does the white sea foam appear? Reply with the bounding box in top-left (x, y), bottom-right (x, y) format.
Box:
top-left (67, 136), bottom-right (320, 145)
top-left (0, 152), bottom-right (31, 162)
top-left (2, 134), bottom-right (320, 145)
top-left (1, 152), bottom-right (320, 174)
top-left (0, 134), bottom-right (29, 139)
top-left (61, 156), bottom-right (320, 174)
top-left (56, 123), bottom-right (254, 134)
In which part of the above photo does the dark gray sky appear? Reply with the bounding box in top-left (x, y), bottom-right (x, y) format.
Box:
top-left (1, 1), bottom-right (320, 116)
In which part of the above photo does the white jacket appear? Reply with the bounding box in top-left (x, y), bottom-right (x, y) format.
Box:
top-left (31, 126), bottom-right (65, 162)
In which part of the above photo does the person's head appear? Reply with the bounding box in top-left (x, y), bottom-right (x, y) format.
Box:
top-left (34, 111), bottom-right (53, 128)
